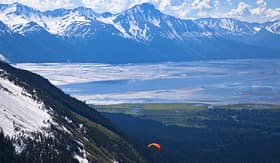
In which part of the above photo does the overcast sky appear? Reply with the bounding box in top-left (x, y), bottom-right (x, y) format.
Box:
top-left (0, 0), bottom-right (279, 22)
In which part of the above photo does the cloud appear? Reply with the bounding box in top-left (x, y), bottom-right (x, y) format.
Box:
top-left (226, 1), bottom-right (280, 22)
top-left (191, 0), bottom-right (213, 10)
top-left (226, 0), bottom-right (232, 6)
top-left (81, 0), bottom-right (135, 13)
top-left (0, 0), bottom-right (79, 10)
top-left (81, 0), bottom-right (184, 15)
top-left (251, 7), bottom-right (280, 18)
top-left (256, 0), bottom-right (266, 7)
top-left (252, 0), bottom-right (280, 19)
top-left (264, 8), bottom-right (280, 18)
top-left (226, 2), bottom-right (251, 17)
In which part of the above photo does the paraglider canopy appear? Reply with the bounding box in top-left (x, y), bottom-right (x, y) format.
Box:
top-left (147, 143), bottom-right (161, 151)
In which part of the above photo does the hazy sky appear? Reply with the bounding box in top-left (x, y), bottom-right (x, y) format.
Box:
top-left (0, 0), bottom-right (279, 22)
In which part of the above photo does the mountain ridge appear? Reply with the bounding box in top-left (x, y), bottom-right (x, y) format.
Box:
top-left (0, 2), bottom-right (279, 63)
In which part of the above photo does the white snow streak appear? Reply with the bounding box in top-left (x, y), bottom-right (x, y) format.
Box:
top-left (0, 76), bottom-right (51, 138)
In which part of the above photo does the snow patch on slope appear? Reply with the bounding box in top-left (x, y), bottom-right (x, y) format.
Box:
top-left (74, 143), bottom-right (89, 163)
top-left (149, 17), bottom-right (160, 27)
top-left (74, 149), bottom-right (88, 163)
top-left (42, 12), bottom-right (91, 36)
top-left (97, 15), bottom-right (130, 38)
top-left (128, 21), bottom-right (149, 40)
top-left (0, 11), bottom-right (30, 31)
top-left (0, 75), bottom-right (52, 138)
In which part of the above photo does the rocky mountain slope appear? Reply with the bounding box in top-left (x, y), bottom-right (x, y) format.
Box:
top-left (0, 61), bottom-right (144, 162)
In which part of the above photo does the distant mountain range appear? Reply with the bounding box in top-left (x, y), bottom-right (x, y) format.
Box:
top-left (0, 2), bottom-right (279, 63)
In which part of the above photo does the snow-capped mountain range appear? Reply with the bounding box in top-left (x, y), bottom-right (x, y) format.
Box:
top-left (0, 2), bottom-right (279, 63)
top-left (1, 2), bottom-right (279, 39)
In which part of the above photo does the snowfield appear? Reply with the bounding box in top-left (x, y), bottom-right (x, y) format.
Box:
top-left (0, 74), bottom-right (52, 138)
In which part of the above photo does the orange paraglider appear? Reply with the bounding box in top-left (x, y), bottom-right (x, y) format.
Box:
top-left (147, 143), bottom-right (161, 151)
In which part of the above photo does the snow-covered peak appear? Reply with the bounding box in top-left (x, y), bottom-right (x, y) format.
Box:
top-left (117, 2), bottom-right (162, 24)
top-left (0, 2), bottom-right (41, 17)
top-left (133, 3), bottom-right (157, 13)
top-left (73, 6), bottom-right (97, 18)
top-left (42, 11), bottom-right (92, 36)
top-left (0, 2), bottom-right (45, 34)
top-left (112, 3), bottom-right (202, 41)
top-left (0, 3), bottom-right (97, 36)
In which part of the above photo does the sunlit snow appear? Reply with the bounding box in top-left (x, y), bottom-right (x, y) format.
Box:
top-left (0, 76), bottom-right (51, 138)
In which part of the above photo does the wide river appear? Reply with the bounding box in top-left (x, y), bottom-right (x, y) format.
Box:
top-left (15, 59), bottom-right (280, 105)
